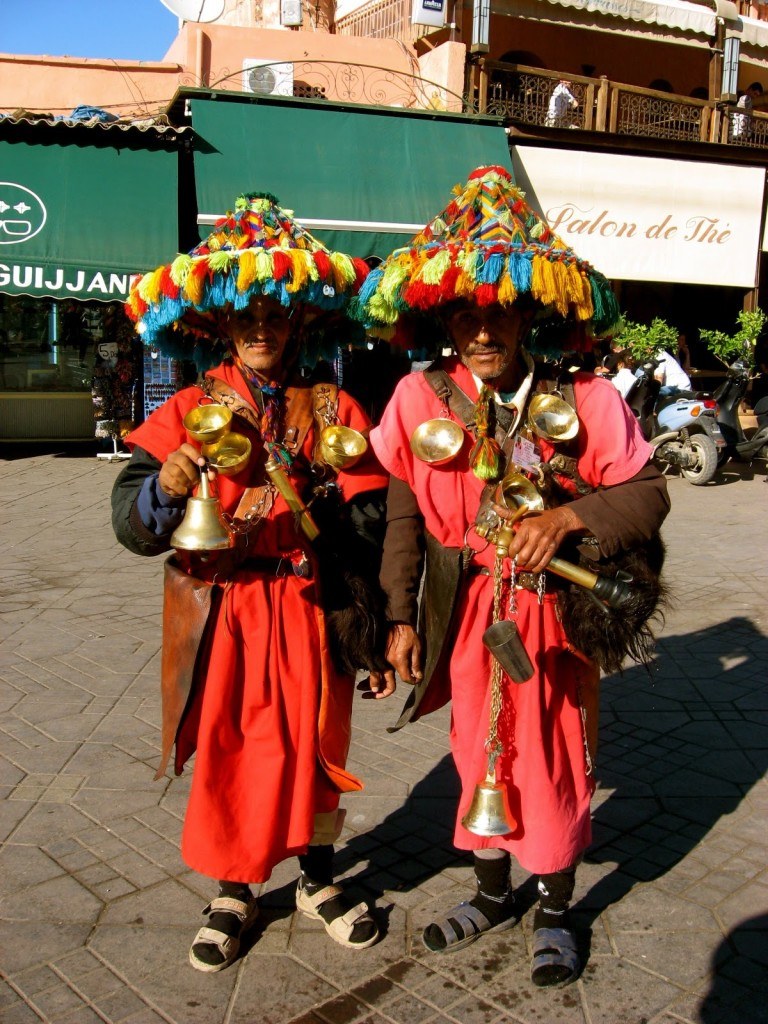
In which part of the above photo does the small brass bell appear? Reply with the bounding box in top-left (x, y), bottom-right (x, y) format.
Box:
top-left (461, 772), bottom-right (516, 837)
top-left (170, 469), bottom-right (234, 553)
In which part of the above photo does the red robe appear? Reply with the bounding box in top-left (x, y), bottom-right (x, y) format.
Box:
top-left (371, 358), bottom-right (652, 874)
top-left (127, 362), bottom-right (388, 882)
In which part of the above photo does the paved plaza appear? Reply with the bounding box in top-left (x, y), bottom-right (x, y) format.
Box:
top-left (0, 448), bottom-right (766, 1024)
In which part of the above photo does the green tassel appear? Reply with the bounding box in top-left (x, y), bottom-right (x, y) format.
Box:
top-left (469, 436), bottom-right (502, 480)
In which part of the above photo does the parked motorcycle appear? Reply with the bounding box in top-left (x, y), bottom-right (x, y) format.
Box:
top-left (623, 361), bottom-right (723, 485)
top-left (713, 360), bottom-right (768, 465)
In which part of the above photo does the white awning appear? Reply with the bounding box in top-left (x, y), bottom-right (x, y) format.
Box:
top-left (539, 0), bottom-right (716, 35)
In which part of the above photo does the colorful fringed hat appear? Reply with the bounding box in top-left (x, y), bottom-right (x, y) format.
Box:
top-left (125, 191), bottom-right (370, 366)
top-left (351, 165), bottom-right (619, 345)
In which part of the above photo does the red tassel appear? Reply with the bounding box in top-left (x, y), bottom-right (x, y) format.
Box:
top-left (351, 257), bottom-right (369, 289)
top-left (474, 283), bottom-right (498, 306)
top-left (272, 251), bottom-right (292, 280)
top-left (313, 250), bottom-right (332, 280)
top-left (402, 281), bottom-right (441, 310)
top-left (438, 264), bottom-right (462, 301)
top-left (159, 266), bottom-right (179, 300)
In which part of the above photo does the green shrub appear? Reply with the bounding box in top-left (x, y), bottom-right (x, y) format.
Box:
top-left (613, 316), bottom-right (678, 362)
top-left (698, 309), bottom-right (766, 368)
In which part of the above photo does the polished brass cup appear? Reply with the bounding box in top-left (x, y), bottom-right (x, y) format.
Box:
top-left (526, 393), bottom-right (579, 443)
top-left (201, 431), bottom-right (253, 477)
top-left (410, 418), bottom-right (465, 465)
top-left (183, 404), bottom-right (233, 444)
top-left (461, 773), bottom-right (516, 837)
top-left (317, 424), bottom-right (368, 471)
top-left (497, 470), bottom-right (545, 514)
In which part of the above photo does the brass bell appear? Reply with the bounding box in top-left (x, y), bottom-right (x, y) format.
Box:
top-left (170, 469), bottom-right (234, 553)
top-left (461, 772), bottom-right (516, 837)
top-left (526, 393), bottom-right (579, 443)
top-left (410, 418), bottom-right (465, 465)
top-left (317, 424), bottom-right (368, 470)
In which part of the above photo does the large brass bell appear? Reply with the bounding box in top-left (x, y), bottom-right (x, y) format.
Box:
top-left (526, 393), bottom-right (579, 443)
top-left (410, 418), bottom-right (465, 465)
top-left (169, 468), bottom-right (234, 553)
top-left (317, 424), bottom-right (368, 470)
top-left (461, 772), bottom-right (516, 837)
top-left (183, 404), bottom-right (252, 477)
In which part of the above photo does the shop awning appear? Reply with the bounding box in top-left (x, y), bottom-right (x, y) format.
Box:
top-left (188, 92), bottom-right (511, 258)
top-left (0, 123), bottom-right (179, 302)
top-left (499, 0), bottom-right (717, 34)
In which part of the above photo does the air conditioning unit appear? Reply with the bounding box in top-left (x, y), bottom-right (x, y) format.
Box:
top-left (242, 59), bottom-right (294, 97)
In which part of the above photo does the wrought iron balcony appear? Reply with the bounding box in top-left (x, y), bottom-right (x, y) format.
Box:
top-left (473, 61), bottom-right (768, 150)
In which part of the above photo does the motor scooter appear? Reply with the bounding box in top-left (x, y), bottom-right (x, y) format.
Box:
top-left (624, 361), bottom-right (723, 485)
top-left (713, 361), bottom-right (768, 465)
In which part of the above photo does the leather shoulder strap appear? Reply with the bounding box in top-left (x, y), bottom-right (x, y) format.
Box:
top-left (423, 367), bottom-right (515, 439)
top-left (200, 376), bottom-right (317, 457)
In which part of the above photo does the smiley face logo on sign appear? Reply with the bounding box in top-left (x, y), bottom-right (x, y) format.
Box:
top-left (0, 182), bottom-right (47, 245)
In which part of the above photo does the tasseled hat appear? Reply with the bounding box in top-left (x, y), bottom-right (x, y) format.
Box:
top-left (125, 191), bottom-right (370, 366)
top-left (351, 165), bottom-right (619, 346)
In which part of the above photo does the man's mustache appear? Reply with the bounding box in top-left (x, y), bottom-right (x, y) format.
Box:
top-left (465, 344), bottom-right (505, 355)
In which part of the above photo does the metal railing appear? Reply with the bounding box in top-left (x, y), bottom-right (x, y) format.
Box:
top-left (474, 61), bottom-right (768, 150)
top-left (334, 0), bottom-right (429, 42)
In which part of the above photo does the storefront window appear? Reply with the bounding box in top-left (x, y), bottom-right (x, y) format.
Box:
top-left (0, 295), bottom-right (98, 392)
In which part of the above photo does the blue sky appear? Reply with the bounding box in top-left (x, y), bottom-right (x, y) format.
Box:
top-left (2, 1), bottom-right (180, 62)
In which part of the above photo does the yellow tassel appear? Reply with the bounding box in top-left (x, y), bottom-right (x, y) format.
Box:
top-left (237, 250), bottom-right (258, 293)
top-left (497, 270), bottom-right (517, 306)
top-left (420, 249), bottom-right (452, 285)
top-left (170, 254), bottom-right (193, 288)
top-left (138, 268), bottom-right (165, 305)
top-left (330, 253), bottom-right (356, 291)
top-left (454, 270), bottom-right (476, 298)
top-left (255, 250), bottom-right (272, 282)
top-left (184, 262), bottom-right (207, 306)
top-left (286, 249), bottom-right (311, 293)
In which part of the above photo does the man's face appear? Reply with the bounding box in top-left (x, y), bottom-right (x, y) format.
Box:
top-left (446, 303), bottom-right (531, 384)
top-left (227, 296), bottom-right (294, 377)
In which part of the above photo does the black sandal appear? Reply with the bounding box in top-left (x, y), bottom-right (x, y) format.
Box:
top-left (531, 924), bottom-right (580, 987)
top-left (422, 900), bottom-right (518, 953)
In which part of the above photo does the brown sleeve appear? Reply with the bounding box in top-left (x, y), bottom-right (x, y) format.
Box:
top-left (379, 474), bottom-right (425, 626)
top-left (570, 464), bottom-right (670, 557)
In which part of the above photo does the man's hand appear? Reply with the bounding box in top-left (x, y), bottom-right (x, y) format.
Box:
top-left (158, 443), bottom-right (207, 498)
top-left (493, 503), bottom-right (585, 573)
top-left (385, 622), bottom-right (423, 685)
top-left (364, 670), bottom-right (397, 699)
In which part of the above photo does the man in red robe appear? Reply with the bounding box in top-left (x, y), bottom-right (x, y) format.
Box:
top-left (112, 192), bottom-right (391, 972)
top-left (355, 167), bottom-right (670, 987)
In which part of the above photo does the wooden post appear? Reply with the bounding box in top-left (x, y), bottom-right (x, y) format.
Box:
top-left (595, 76), bottom-right (608, 133)
top-left (584, 82), bottom-right (595, 131)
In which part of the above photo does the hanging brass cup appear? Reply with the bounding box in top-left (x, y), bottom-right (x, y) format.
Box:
top-left (183, 404), bottom-right (251, 476)
top-left (200, 432), bottom-right (253, 477)
top-left (183, 404), bottom-right (233, 444)
top-left (410, 418), bottom-right (465, 465)
top-left (497, 470), bottom-right (545, 514)
top-left (526, 393), bottom-right (579, 443)
top-left (317, 424), bottom-right (368, 471)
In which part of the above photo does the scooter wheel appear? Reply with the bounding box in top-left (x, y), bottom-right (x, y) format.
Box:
top-left (681, 433), bottom-right (719, 485)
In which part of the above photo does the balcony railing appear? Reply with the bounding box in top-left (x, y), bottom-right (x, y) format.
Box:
top-left (474, 62), bottom-right (768, 150)
top-left (334, 0), bottom-right (429, 43)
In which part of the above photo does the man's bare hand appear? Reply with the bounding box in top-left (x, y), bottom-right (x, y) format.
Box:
top-left (383, 623), bottom-right (423, 685)
top-left (493, 503), bottom-right (585, 573)
top-left (364, 670), bottom-right (397, 699)
top-left (158, 443), bottom-right (207, 498)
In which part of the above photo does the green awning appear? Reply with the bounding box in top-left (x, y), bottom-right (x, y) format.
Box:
top-left (189, 94), bottom-right (511, 258)
top-left (0, 129), bottom-right (178, 301)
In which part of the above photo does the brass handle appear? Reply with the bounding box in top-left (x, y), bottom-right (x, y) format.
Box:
top-left (265, 457), bottom-right (320, 542)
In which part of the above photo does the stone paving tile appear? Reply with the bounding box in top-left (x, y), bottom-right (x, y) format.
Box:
top-left (2, 458), bottom-right (768, 1023)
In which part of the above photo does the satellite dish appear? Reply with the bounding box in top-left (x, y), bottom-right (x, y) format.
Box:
top-left (159, 0), bottom-right (226, 23)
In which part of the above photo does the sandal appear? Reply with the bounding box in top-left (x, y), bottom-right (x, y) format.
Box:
top-left (531, 925), bottom-right (580, 987)
top-left (295, 882), bottom-right (380, 949)
top-left (188, 895), bottom-right (259, 973)
top-left (422, 900), bottom-right (518, 954)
